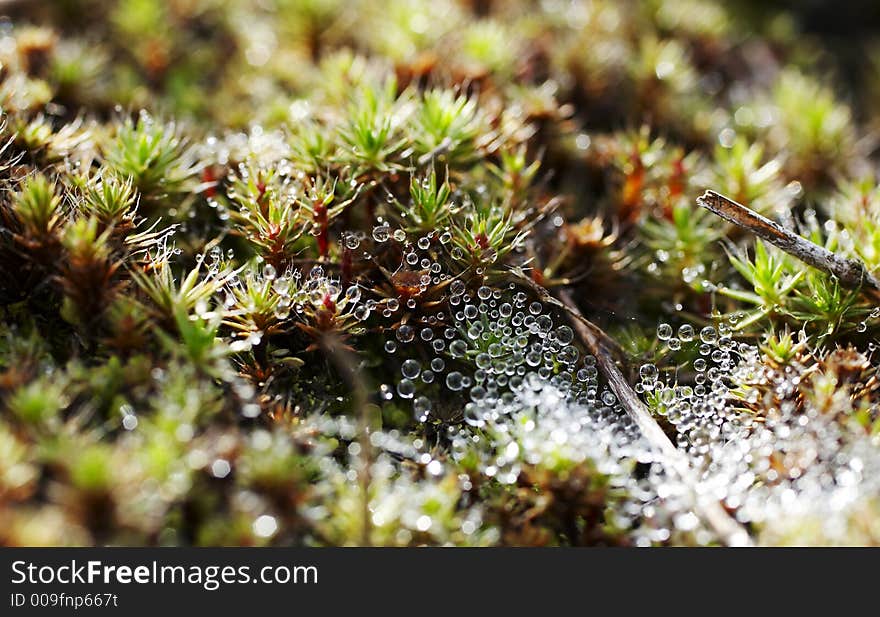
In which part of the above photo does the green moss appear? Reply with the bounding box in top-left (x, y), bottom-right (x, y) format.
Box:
top-left (2, 0), bottom-right (880, 546)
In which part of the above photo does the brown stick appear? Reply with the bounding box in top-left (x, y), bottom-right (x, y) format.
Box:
top-left (697, 190), bottom-right (880, 295)
top-left (553, 289), bottom-right (751, 546)
top-left (509, 270), bottom-right (750, 543)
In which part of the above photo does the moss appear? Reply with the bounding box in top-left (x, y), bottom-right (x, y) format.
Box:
top-left (2, 0), bottom-right (880, 546)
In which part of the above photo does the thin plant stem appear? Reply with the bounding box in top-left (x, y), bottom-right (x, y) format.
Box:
top-left (556, 289), bottom-right (751, 547)
top-left (320, 333), bottom-right (373, 546)
top-left (697, 190), bottom-right (880, 298)
top-left (509, 269), bottom-right (751, 545)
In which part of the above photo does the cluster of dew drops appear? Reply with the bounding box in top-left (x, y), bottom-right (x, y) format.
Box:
top-left (194, 133), bottom-right (880, 543)
top-left (368, 228), bottom-right (723, 543)
top-left (375, 227), bottom-right (880, 541)
top-left (191, 143), bottom-right (880, 541)
top-left (385, 275), bottom-right (594, 423)
top-left (638, 319), bottom-right (880, 538)
top-left (188, 130), bottom-right (880, 542)
top-left (369, 224), bottom-right (618, 430)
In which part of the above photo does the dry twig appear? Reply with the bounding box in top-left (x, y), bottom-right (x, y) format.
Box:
top-left (508, 269), bottom-right (751, 545)
top-left (697, 190), bottom-right (880, 297)
top-left (555, 289), bottom-right (750, 546)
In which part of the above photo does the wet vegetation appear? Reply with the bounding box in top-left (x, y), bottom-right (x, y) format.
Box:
top-left (2, 0), bottom-right (880, 546)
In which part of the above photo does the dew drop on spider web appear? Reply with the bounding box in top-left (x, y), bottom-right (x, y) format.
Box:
top-left (556, 325), bottom-right (574, 345)
top-left (413, 396), bottom-right (431, 419)
top-left (678, 324), bottom-right (695, 341)
top-left (446, 371), bottom-right (463, 390)
top-left (700, 326), bottom-right (717, 344)
top-left (401, 359), bottom-right (421, 379)
top-left (397, 379), bottom-right (415, 399)
top-left (396, 325), bottom-right (414, 343)
top-left (449, 340), bottom-right (467, 357)
top-left (372, 225), bottom-right (390, 242)
top-left (657, 323), bottom-right (673, 340)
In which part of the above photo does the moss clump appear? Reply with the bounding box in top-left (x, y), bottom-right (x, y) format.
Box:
top-left (2, 1), bottom-right (880, 546)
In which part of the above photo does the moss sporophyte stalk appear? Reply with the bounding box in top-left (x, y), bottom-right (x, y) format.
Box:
top-left (3, 0), bottom-right (880, 546)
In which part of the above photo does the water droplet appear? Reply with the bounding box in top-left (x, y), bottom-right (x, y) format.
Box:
top-left (450, 340), bottom-right (467, 358)
top-left (678, 324), bottom-right (695, 342)
top-left (396, 325), bottom-right (414, 343)
top-left (556, 325), bottom-right (574, 345)
top-left (413, 396), bottom-right (432, 417)
top-left (253, 515), bottom-right (278, 538)
top-left (446, 371), bottom-right (464, 390)
top-left (372, 225), bottom-right (390, 242)
top-left (402, 359), bottom-right (421, 379)
top-left (640, 364), bottom-right (659, 381)
top-left (657, 323), bottom-right (673, 340)
top-left (397, 378), bottom-right (415, 398)
top-left (700, 326), bottom-right (717, 344)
